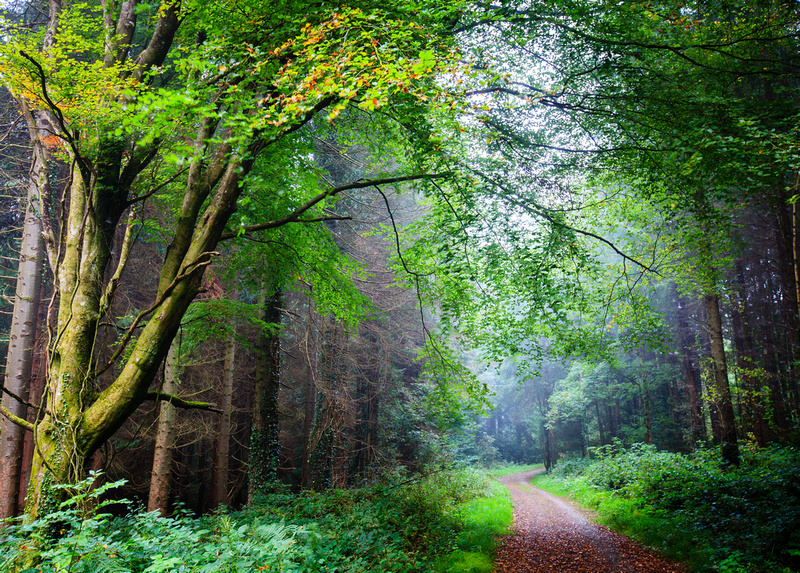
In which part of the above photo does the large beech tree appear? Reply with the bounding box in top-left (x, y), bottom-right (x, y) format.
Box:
top-left (0, 0), bottom-right (459, 517)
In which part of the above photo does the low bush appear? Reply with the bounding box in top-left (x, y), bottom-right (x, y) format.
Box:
top-left (0, 468), bottom-right (511, 573)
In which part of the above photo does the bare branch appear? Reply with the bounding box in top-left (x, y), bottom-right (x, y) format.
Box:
top-left (146, 392), bottom-right (222, 413)
top-left (220, 173), bottom-right (450, 240)
top-left (1, 386), bottom-right (39, 410)
top-left (95, 251), bottom-right (219, 376)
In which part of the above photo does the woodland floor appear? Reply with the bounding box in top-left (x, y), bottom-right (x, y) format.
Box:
top-left (493, 470), bottom-right (686, 573)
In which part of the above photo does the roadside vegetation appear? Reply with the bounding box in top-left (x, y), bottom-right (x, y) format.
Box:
top-left (534, 443), bottom-right (800, 573)
top-left (0, 468), bottom-right (512, 573)
top-left (488, 463), bottom-right (543, 478)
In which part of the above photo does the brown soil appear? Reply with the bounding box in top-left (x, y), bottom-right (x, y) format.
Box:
top-left (493, 469), bottom-right (685, 573)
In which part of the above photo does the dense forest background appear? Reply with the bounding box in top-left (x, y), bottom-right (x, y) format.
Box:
top-left (0, 0), bottom-right (799, 569)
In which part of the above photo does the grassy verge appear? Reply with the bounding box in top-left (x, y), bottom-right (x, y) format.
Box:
top-left (433, 475), bottom-right (514, 573)
top-left (488, 463), bottom-right (544, 477)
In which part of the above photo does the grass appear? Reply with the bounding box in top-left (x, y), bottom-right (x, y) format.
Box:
top-left (433, 474), bottom-right (514, 573)
top-left (488, 462), bottom-right (544, 477)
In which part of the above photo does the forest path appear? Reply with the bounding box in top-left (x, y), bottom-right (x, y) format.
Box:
top-left (493, 469), bottom-right (684, 572)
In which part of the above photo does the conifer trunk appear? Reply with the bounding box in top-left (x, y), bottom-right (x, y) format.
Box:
top-left (147, 340), bottom-right (180, 515)
top-left (301, 292), bottom-right (317, 489)
top-left (248, 286), bottom-right (282, 503)
top-left (211, 331), bottom-right (236, 509)
top-left (704, 293), bottom-right (740, 465)
top-left (676, 294), bottom-right (706, 445)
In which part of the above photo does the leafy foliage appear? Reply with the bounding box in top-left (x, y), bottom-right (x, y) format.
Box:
top-left (0, 469), bottom-right (509, 573)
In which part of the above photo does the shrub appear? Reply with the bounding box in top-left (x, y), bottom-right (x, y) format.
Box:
top-left (1, 468), bottom-right (508, 573)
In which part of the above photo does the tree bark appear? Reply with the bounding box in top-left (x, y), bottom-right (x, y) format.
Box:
top-left (301, 293), bottom-right (317, 490)
top-left (211, 329), bottom-right (236, 509)
top-left (676, 291), bottom-right (705, 446)
top-left (248, 286), bottom-right (282, 503)
top-left (704, 293), bottom-right (740, 465)
top-left (0, 146), bottom-right (45, 519)
top-left (147, 339), bottom-right (180, 515)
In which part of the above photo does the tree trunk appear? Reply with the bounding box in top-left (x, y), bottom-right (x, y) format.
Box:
top-left (704, 293), bottom-right (740, 465)
top-left (542, 421), bottom-right (553, 471)
top-left (248, 287), bottom-right (282, 503)
top-left (301, 293), bottom-right (317, 490)
top-left (594, 399), bottom-right (606, 445)
top-left (730, 266), bottom-right (765, 446)
top-left (211, 330), bottom-right (236, 509)
top-left (365, 375), bottom-right (379, 468)
top-left (675, 291), bottom-right (705, 446)
top-left (0, 148), bottom-right (46, 519)
top-left (147, 339), bottom-right (180, 515)
top-left (17, 326), bottom-right (46, 514)
top-left (640, 379), bottom-right (654, 445)
top-left (760, 271), bottom-right (791, 439)
top-left (792, 195), bottom-right (800, 332)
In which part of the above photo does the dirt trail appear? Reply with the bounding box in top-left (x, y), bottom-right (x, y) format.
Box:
top-left (493, 469), bottom-right (684, 573)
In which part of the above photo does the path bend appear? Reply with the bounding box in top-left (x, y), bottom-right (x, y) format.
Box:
top-left (493, 469), bottom-right (684, 573)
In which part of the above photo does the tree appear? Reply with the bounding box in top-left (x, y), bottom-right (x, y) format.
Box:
top-left (247, 284), bottom-right (282, 501)
top-left (0, 0), bottom-right (462, 517)
top-left (146, 337), bottom-right (180, 515)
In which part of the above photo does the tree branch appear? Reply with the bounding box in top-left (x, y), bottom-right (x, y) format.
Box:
top-left (1, 386), bottom-right (39, 410)
top-left (95, 251), bottom-right (219, 376)
top-left (98, 206), bottom-right (140, 320)
top-left (0, 405), bottom-right (34, 431)
top-left (231, 216), bottom-right (352, 240)
top-left (18, 50), bottom-right (91, 182)
top-left (475, 170), bottom-right (661, 275)
top-left (219, 173), bottom-right (449, 240)
top-left (126, 166), bottom-right (190, 206)
top-left (146, 391), bottom-right (222, 413)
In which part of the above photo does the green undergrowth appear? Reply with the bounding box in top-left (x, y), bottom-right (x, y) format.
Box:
top-left (0, 468), bottom-right (512, 572)
top-left (433, 477), bottom-right (513, 573)
top-left (534, 443), bottom-right (800, 573)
